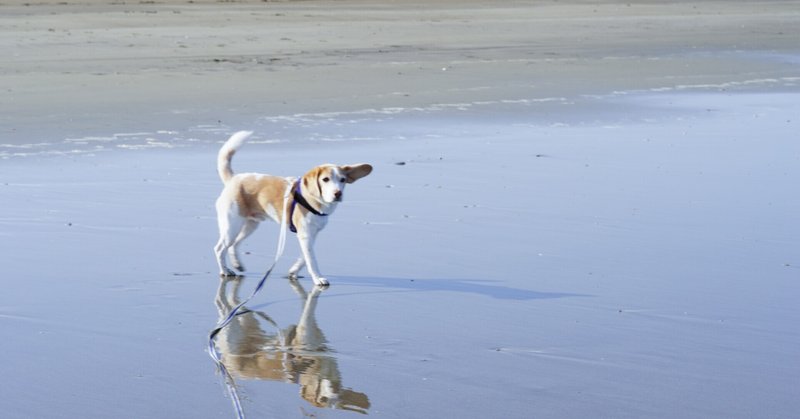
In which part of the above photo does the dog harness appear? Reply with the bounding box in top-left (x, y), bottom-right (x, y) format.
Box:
top-left (289, 179), bottom-right (328, 233)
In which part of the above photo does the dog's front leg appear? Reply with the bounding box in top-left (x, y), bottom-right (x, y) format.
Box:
top-left (297, 232), bottom-right (328, 286)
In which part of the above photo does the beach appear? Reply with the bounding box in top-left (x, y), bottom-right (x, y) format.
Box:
top-left (1, 1), bottom-right (799, 418)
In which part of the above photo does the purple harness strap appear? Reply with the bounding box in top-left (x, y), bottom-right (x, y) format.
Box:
top-left (289, 180), bottom-right (327, 233)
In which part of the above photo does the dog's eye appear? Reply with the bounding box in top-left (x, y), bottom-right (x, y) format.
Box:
top-left (322, 177), bottom-right (330, 183)
top-left (340, 177), bottom-right (346, 183)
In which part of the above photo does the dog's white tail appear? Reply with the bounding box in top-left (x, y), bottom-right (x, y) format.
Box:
top-left (217, 131), bottom-right (253, 184)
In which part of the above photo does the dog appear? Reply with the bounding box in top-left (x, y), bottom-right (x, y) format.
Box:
top-left (213, 131), bottom-right (372, 286)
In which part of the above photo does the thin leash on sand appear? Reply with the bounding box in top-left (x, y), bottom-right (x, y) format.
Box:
top-left (208, 179), bottom-right (294, 419)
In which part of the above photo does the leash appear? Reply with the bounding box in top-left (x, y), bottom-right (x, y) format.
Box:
top-left (208, 177), bottom-right (294, 419)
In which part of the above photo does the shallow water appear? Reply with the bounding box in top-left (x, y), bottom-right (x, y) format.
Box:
top-left (2, 88), bottom-right (799, 418)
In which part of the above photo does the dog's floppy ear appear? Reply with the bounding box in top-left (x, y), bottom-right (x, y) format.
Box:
top-left (341, 164), bottom-right (373, 183)
top-left (303, 166), bottom-right (324, 198)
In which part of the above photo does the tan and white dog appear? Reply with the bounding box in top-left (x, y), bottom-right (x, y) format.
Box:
top-left (214, 131), bottom-right (372, 286)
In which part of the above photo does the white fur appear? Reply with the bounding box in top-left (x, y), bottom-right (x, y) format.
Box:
top-left (213, 131), bottom-right (372, 286)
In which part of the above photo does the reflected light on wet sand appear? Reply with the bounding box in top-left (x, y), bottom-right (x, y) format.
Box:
top-left (212, 278), bottom-right (370, 416)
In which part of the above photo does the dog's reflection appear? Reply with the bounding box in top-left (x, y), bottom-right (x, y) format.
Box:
top-left (214, 278), bottom-right (370, 414)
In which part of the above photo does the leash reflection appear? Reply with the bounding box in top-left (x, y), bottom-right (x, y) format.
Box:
top-left (212, 277), bottom-right (370, 416)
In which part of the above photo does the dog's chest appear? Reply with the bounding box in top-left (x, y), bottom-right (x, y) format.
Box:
top-left (302, 212), bottom-right (329, 231)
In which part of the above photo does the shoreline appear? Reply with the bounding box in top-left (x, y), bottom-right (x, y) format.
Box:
top-left (3, 0), bottom-right (799, 146)
top-left (3, 81), bottom-right (799, 160)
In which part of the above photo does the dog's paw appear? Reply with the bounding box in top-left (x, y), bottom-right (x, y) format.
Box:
top-left (233, 263), bottom-right (246, 273)
top-left (220, 268), bottom-right (239, 278)
top-left (314, 277), bottom-right (330, 287)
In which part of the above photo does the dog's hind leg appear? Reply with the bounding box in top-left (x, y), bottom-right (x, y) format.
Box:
top-left (229, 219), bottom-right (258, 272)
top-left (214, 239), bottom-right (237, 277)
top-left (214, 203), bottom-right (245, 277)
top-left (288, 257), bottom-right (306, 279)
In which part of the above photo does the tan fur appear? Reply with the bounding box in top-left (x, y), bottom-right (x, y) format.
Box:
top-left (300, 166), bottom-right (327, 213)
top-left (217, 149), bottom-right (235, 183)
top-left (214, 131), bottom-right (373, 283)
top-left (230, 175), bottom-right (288, 220)
top-left (342, 164), bottom-right (373, 183)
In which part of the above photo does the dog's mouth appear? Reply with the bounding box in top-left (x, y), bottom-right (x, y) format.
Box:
top-left (333, 195), bottom-right (343, 202)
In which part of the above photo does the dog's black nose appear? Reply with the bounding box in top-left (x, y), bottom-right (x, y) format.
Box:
top-left (334, 190), bottom-right (342, 200)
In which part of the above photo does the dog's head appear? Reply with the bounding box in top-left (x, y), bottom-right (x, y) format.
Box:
top-left (302, 163), bottom-right (373, 204)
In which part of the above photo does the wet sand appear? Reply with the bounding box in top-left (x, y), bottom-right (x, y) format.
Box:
top-left (2, 1), bottom-right (800, 418)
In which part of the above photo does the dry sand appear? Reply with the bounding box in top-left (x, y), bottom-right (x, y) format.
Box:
top-left (1, 1), bottom-right (799, 418)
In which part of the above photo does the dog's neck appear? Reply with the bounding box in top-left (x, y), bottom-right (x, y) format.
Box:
top-left (296, 181), bottom-right (337, 216)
